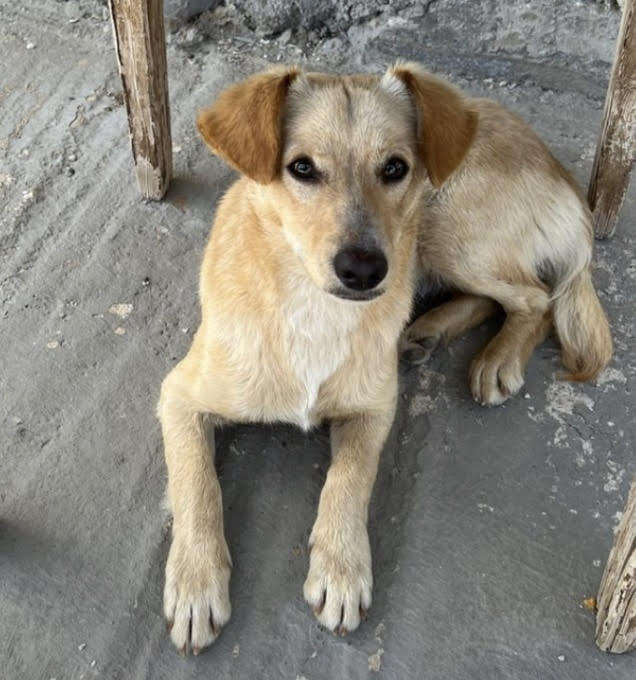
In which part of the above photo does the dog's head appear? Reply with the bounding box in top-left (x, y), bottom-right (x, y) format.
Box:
top-left (197, 63), bottom-right (476, 301)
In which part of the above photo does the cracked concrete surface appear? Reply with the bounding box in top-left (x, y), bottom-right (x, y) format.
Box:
top-left (1, 1), bottom-right (634, 678)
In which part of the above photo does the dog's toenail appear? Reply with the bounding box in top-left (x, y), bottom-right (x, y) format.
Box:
top-left (313, 591), bottom-right (326, 615)
top-left (209, 612), bottom-right (218, 636)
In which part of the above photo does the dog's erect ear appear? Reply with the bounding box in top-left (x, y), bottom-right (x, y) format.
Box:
top-left (385, 63), bottom-right (477, 188)
top-left (196, 67), bottom-right (300, 184)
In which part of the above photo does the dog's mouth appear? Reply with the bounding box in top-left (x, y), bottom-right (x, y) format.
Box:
top-left (329, 287), bottom-right (384, 302)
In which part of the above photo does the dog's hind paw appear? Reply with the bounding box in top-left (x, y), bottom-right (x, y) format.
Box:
top-left (469, 347), bottom-right (524, 406)
top-left (399, 332), bottom-right (441, 365)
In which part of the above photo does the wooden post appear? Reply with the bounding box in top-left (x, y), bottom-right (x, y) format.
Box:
top-left (595, 477), bottom-right (636, 653)
top-left (587, 0), bottom-right (635, 239)
top-left (109, 0), bottom-right (172, 200)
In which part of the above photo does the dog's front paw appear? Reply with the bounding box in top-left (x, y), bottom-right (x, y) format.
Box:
top-left (470, 345), bottom-right (524, 406)
top-left (164, 534), bottom-right (232, 655)
top-left (303, 524), bottom-right (372, 634)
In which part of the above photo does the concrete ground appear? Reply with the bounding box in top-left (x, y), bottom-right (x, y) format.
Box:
top-left (1, 1), bottom-right (634, 679)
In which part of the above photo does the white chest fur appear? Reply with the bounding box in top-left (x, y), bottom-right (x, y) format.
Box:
top-left (280, 280), bottom-right (362, 429)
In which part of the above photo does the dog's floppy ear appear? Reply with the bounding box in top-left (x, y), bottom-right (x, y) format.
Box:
top-left (386, 63), bottom-right (477, 187)
top-left (197, 67), bottom-right (300, 184)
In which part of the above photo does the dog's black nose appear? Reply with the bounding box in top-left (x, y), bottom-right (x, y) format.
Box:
top-left (333, 247), bottom-right (388, 291)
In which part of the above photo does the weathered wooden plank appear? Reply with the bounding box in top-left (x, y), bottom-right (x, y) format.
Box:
top-left (587, 0), bottom-right (635, 239)
top-left (596, 477), bottom-right (636, 653)
top-left (109, 0), bottom-right (172, 200)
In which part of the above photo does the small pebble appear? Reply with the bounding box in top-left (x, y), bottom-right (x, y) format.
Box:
top-left (277, 28), bottom-right (292, 44)
top-left (368, 648), bottom-right (384, 672)
top-left (0, 172), bottom-right (15, 188)
top-left (78, 643), bottom-right (86, 651)
top-left (109, 303), bottom-right (133, 319)
top-left (557, 655), bottom-right (565, 662)
top-left (90, 660), bottom-right (96, 668)
top-left (46, 340), bottom-right (59, 349)
top-left (68, 153), bottom-right (77, 162)
top-left (114, 327), bottom-right (126, 335)
top-left (582, 597), bottom-right (596, 611)
top-left (142, 277), bottom-right (150, 287)
top-left (232, 644), bottom-right (240, 658)
top-left (26, 42), bottom-right (35, 50)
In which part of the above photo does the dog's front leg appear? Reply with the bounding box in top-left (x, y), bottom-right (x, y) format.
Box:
top-left (304, 406), bottom-right (395, 634)
top-left (158, 371), bottom-right (231, 655)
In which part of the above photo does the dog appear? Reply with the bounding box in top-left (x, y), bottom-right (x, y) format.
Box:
top-left (157, 63), bottom-right (611, 654)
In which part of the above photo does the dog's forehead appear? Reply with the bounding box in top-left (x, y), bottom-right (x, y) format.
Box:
top-left (285, 76), bottom-right (414, 155)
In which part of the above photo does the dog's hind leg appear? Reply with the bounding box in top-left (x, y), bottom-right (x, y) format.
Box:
top-left (452, 276), bottom-right (552, 405)
top-left (401, 294), bottom-right (499, 363)
top-left (469, 309), bottom-right (552, 406)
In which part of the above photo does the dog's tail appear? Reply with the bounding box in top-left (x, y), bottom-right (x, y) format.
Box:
top-left (552, 266), bottom-right (612, 381)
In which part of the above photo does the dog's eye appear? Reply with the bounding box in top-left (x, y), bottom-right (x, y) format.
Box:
top-left (288, 157), bottom-right (319, 182)
top-left (381, 157), bottom-right (409, 183)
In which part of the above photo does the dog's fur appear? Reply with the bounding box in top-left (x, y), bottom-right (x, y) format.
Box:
top-left (158, 63), bottom-right (612, 653)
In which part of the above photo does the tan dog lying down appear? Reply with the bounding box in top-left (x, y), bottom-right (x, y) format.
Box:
top-left (158, 63), bottom-right (611, 654)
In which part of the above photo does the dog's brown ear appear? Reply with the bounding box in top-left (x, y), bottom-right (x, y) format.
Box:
top-left (197, 67), bottom-right (300, 184)
top-left (388, 63), bottom-right (477, 187)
